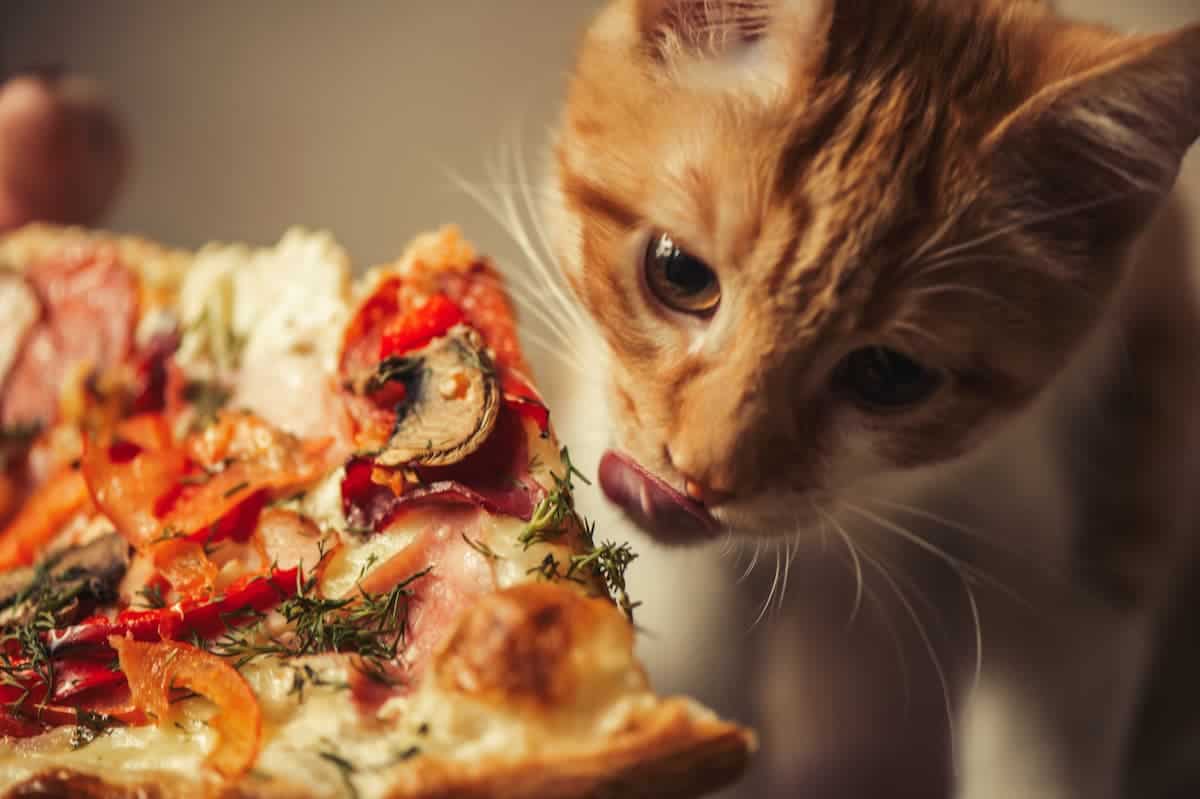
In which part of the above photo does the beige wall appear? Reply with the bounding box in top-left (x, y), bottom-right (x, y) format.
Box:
top-left (1, 1), bottom-right (598, 267)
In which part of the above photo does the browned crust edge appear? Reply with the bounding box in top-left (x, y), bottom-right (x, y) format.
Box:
top-left (3, 704), bottom-right (752, 799)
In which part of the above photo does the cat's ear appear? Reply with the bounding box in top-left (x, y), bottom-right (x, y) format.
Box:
top-left (985, 23), bottom-right (1200, 246)
top-left (637, 0), bottom-right (822, 61)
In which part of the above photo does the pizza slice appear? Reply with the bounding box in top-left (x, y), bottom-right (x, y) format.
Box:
top-left (0, 224), bottom-right (754, 799)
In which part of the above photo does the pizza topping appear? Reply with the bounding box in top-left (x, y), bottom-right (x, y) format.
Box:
top-left (342, 404), bottom-right (539, 533)
top-left (110, 636), bottom-right (262, 777)
top-left (49, 568), bottom-right (301, 652)
top-left (0, 466), bottom-right (91, 570)
top-left (356, 511), bottom-right (494, 689)
top-left (0, 532), bottom-right (128, 627)
top-left (0, 273), bottom-right (39, 400)
top-left (80, 415), bottom-right (187, 549)
top-left (254, 508), bottom-right (330, 576)
top-left (371, 328), bottom-right (500, 469)
top-left (1, 245), bottom-right (137, 429)
top-left (437, 263), bottom-right (529, 375)
top-left (82, 410), bottom-right (331, 556)
top-left (378, 293), bottom-right (465, 361)
top-left (207, 565), bottom-right (429, 685)
top-left (502, 370), bottom-right (551, 435)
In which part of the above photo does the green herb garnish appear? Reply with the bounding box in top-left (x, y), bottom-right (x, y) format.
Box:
top-left (70, 708), bottom-right (122, 750)
top-left (183, 379), bottom-right (232, 431)
top-left (318, 750), bottom-right (361, 799)
top-left (208, 567), bottom-right (432, 676)
top-left (461, 534), bottom-right (502, 561)
top-left (135, 583), bottom-right (167, 610)
top-left (518, 447), bottom-right (589, 549)
top-left (222, 481), bottom-right (250, 499)
top-left (517, 447), bottom-right (639, 620)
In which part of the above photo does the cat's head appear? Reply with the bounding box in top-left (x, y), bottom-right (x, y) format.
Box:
top-left (546, 0), bottom-right (1200, 542)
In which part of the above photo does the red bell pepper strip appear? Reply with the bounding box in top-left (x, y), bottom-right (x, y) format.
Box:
top-left (47, 567), bottom-right (300, 653)
top-left (377, 293), bottom-right (465, 360)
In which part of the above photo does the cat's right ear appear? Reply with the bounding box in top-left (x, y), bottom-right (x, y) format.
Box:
top-left (984, 23), bottom-right (1200, 248)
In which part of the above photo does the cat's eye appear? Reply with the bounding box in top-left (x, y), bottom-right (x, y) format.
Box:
top-left (833, 347), bottom-right (942, 410)
top-left (643, 233), bottom-right (721, 316)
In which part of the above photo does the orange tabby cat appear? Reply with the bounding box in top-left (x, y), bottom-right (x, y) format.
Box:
top-left (545, 1), bottom-right (1200, 796)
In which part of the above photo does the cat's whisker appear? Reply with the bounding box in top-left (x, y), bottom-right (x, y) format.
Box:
top-left (839, 501), bottom-right (1031, 610)
top-left (859, 497), bottom-right (1013, 552)
top-left (860, 496), bottom-right (1063, 585)
top-left (519, 329), bottom-right (590, 378)
top-left (492, 129), bottom-right (593, 336)
top-left (442, 161), bottom-right (585, 352)
top-left (889, 320), bottom-right (945, 348)
top-left (963, 566), bottom-right (984, 706)
top-left (510, 126), bottom-right (595, 336)
top-left (464, 267), bottom-right (583, 361)
top-left (718, 527), bottom-right (738, 557)
top-left (900, 206), bottom-right (970, 273)
top-left (913, 253), bottom-right (1104, 309)
top-left (778, 535), bottom-right (796, 612)
top-left (750, 543), bottom-right (783, 630)
top-left (738, 539), bottom-right (764, 584)
top-left (912, 191), bottom-right (1137, 271)
top-left (815, 504), bottom-right (864, 629)
top-left (903, 283), bottom-right (1039, 324)
top-left (854, 540), bottom-right (957, 765)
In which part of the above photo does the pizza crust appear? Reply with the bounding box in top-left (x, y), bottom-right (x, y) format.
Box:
top-left (0, 224), bottom-right (756, 799)
top-left (4, 586), bottom-right (755, 799)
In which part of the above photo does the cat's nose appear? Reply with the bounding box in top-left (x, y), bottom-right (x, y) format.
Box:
top-left (683, 477), bottom-right (735, 508)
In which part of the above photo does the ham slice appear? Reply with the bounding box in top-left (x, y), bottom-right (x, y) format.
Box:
top-left (342, 404), bottom-right (541, 532)
top-left (351, 507), bottom-right (496, 709)
top-left (1, 245), bottom-right (137, 427)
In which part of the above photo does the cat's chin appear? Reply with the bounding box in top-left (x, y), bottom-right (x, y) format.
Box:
top-left (596, 450), bottom-right (724, 545)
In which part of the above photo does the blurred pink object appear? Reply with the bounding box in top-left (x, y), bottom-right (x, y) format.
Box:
top-left (0, 72), bottom-right (128, 232)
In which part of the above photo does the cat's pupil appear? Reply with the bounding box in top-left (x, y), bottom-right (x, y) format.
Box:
top-left (644, 233), bottom-right (721, 315)
top-left (663, 248), bottom-right (710, 294)
top-left (835, 347), bottom-right (941, 410)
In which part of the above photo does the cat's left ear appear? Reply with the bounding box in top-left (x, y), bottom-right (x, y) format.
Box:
top-left (985, 24), bottom-right (1200, 246)
top-left (637, 0), bottom-right (823, 61)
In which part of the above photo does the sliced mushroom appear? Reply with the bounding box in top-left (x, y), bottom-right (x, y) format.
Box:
top-left (372, 326), bottom-right (500, 468)
top-left (0, 531), bottom-right (130, 626)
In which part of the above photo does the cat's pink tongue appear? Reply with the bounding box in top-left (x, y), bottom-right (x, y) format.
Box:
top-left (598, 451), bottom-right (721, 542)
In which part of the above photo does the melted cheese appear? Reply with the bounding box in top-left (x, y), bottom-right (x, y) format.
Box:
top-left (178, 229), bottom-right (351, 375)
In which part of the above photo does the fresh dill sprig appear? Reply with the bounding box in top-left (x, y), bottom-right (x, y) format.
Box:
top-left (518, 447), bottom-right (589, 549)
top-left (182, 378), bottom-right (233, 432)
top-left (222, 481), bottom-right (250, 499)
top-left (148, 525), bottom-right (185, 545)
top-left (461, 534), bottom-right (502, 562)
top-left (569, 541), bottom-right (640, 620)
top-left (288, 664), bottom-right (349, 702)
top-left (516, 446), bottom-right (640, 621)
top-left (70, 708), bottom-right (122, 749)
top-left (135, 583), bottom-right (167, 610)
top-left (0, 561), bottom-right (91, 712)
top-left (318, 750), bottom-right (361, 799)
top-left (208, 567), bottom-right (432, 675)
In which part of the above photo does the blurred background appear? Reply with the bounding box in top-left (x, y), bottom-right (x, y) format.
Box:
top-left (3, 2), bottom-right (1199, 796)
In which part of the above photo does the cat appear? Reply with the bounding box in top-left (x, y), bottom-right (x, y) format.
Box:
top-left (539, 0), bottom-right (1200, 796)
